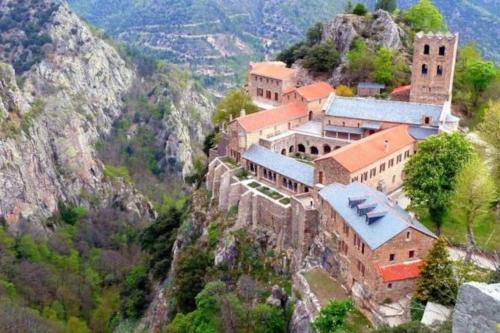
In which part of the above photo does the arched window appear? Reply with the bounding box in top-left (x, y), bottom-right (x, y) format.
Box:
top-left (281, 149), bottom-right (286, 155)
top-left (421, 64), bottom-right (428, 75)
top-left (439, 46), bottom-right (445, 56)
top-left (323, 144), bottom-right (331, 154)
top-left (437, 65), bottom-right (443, 76)
top-left (289, 145), bottom-right (294, 153)
top-left (424, 44), bottom-right (430, 55)
top-left (310, 146), bottom-right (319, 155)
top-left (298, 144), bottom-right (306, 153)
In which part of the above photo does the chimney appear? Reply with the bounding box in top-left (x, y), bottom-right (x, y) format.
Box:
top-left (384, 140), bottom-right (389, 153)
top-left (229, 114), bottom-right (233, 122)
top-left (240, 109), bottom-right (246, 117)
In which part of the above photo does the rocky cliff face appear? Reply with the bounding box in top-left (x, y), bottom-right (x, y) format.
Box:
top-left (0, 0), bottom-right (154, 230)
top-left (294, 10), bottom-right (410, 86)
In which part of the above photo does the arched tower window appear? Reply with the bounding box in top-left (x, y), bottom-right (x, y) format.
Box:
top-left (439, 46), bottom-right (446, 56)
top-left (424, 44), bottom-right (430, 55)
top-left (421, 64), bottom-right (428, 75)
top-left (437, 65), bottom-right (443, 76)
top-left (310, 146), bottom-right (319, 155)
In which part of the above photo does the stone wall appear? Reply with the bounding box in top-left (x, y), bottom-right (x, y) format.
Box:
top-left (453, 282), bottom-right (500, 333)
top-left (207, 157), bottom-right (320, 269)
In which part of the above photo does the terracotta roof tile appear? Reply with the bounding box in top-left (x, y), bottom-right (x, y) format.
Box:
top-left (391, 85), bottom-right (411, 94)
top-left (375, 260), bottom-right (423, 282)
top-left (250, 62), bottom-right (296, 80)
top-left (315, 125), bottom-right (415, 172)
top-left (236, 102), bottom-right (307, 132)
top-left (285, 82), bottom-right (335, 101)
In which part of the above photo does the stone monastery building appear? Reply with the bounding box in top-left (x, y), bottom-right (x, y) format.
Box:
top-left (208, 32), bottom-right (459, 323)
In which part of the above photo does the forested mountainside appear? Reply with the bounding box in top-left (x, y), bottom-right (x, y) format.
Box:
top-left (0, 0), bottom-right (214, 331)
top-left (67, 0), bottom-right (348, 92)
top-left (67, 0), bottom-right (498, 93)
top-left (0, 0), bottom-right (212, 228)
top-left (364, 0), bottom-right (500, 63)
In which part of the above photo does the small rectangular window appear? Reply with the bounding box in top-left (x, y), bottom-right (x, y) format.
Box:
top-left (409, 250), bottom-right (415, 258)
top-left (387, 283), bottom-right (393, 289)
top-left (389, 253), bottom-right (395, 261)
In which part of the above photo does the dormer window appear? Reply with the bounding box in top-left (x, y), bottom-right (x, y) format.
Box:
top-left (424, 116), bottom-right (431, 124)
top-left (421, 64), bottom-right (428, 75)
top-left (437, 65), bottom-right (443, 76)
top-left (439, 46), bottom-right (446, 56)
top-left (424, 44), bottom-right (430, 55)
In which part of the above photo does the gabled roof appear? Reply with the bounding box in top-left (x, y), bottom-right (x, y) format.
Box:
top-left (235, 102), bottom-right (307, 133)
top-left (319, 182), bottom-right (435, 250)
top-left (375, 260), bottom-right (423, 282)
top-left (250, 62), bottom-right (296, 80)
top-left (315, 125), bottom-right (415, 172)
top-left (285, 82), bottom-right (335, 101)
top-left (242, 144), bottom-right (314, 186)
top-left (325, 96), bottom-right (444, 127)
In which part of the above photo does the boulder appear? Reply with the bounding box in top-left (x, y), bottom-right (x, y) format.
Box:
top-left (452, 282), bottom-right (500, 333)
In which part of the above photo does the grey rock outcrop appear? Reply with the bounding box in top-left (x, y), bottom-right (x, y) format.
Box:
top-left (0, 0), bottom-right (156, 228)
top-left (452, 282), bottom-right (500, 333)
top-left (321, 10), bottom-right (408, 85)
top-left (289, 300), bottom-right (314, 333)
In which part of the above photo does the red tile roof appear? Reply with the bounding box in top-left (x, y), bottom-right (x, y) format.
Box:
top-left (285, 82), bottom-right (335, 101)
top-left (250, 62), bottom-right (296, 80)
top-left (315, 125), bottom-right (415, 172)
top-left (374, 260), bottom-right (423, 282)
top-left (391, 85), bottom-right (411, 94)
top-left (235, 102), bottom-right (307, 132)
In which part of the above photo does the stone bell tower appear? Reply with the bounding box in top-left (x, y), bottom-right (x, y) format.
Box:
top-left (409, 32), bottom-right (458, 105)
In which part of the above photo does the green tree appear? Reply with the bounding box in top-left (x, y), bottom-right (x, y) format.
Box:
top-left (373, 47), bottom-right (395, 85)
top-left (478, 101), bottom-right (500, 190)
top-left (306, 22), bottom-right (323, 46)
top-left (212, 90), bottom-right (258, 125)
top-left (250, 304), bottom-right (286, 333)
top-left (276, 42), bottom-right (308, 67)
top-left (119, 265), bottom-right (151, 319)
top-left (347, 38), bottom-right (374, 82)
top-left (451, 156), bottom-right (496, 260)
top-left (404, 0), bottom-right (447, 32)
top-left (172, 245), bottom-right (211, 313)
top-left (416, 238), bottom-right (457, 306)
top-left (140, 205), bottom-right (184, 278)
top-left (463, 60), bottom-right (497, 107)
top-left (303, 40), bottom-right (341, 72)
top-left (376, 0), bottom-right (397, 12)
top-left (352, 3), bottom-right (368, 15)
top-left (403, 133), bottom-right (474, 231)
top-left (312, 299), bottom-right (353, 333)
top-left (66, 316), bottom-right (91, 333)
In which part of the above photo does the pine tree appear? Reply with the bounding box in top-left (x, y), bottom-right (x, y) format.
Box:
top-left (416, 238), bottom-right (457, 306)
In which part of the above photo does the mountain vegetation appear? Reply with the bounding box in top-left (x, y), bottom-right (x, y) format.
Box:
top-left (67, 0), bottom-right (349, 91)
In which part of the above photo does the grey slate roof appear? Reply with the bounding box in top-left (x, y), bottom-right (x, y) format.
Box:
top-left (319, 182), bottom-right (436, 249)
top-left (243, 144), bottom-right (314, 187)
top-left (324, 125), bottom-right (364, 135)
top-left (408, 126), bottom-right (439, 140)
top-left (358, 82), bottom-right (386, 89)
top-left (361, 121), bottom-right (382, 130)
top-left (325, 97), bottom-right (444, 127)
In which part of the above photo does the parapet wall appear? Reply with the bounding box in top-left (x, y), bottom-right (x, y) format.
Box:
top-left (207, 157), bottom-right (319, 270)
